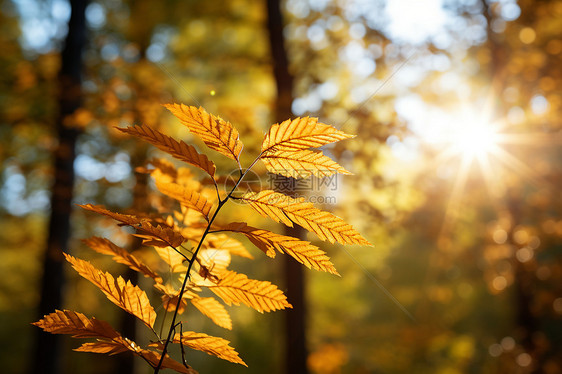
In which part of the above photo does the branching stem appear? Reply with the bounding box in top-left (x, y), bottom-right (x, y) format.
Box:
top-left (154, 154), bottom-right (262, 373)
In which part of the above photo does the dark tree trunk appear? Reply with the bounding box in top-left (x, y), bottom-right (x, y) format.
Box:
top-left (266, 1), bottom-right (309, 373)
top-left (116, 150), bottom-right (148, 374)
top-left (30, 1), bottom-right (88, 373)
top-left (482, 1), bottom-right (539, 371)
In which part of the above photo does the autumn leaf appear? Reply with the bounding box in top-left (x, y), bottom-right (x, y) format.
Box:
top-left (79, 204), bottom-right (185, 248)
top-left (83, 237), bottom-right (163, 283)
top-left (204, 270), bottom-right (292, 313)
top-left (154, 283), bottom-right (199, 314)
top-left (199, 248), bottom-right (231, 276)
top-left (165, 103), bottom-right (243, 162)
top-left (75, 338), bottom-right (132, 355)
top-left (261, 117), bottom-right (354, 153)
top-left (205, 233), bottom-right (254, 259)
top-left (191, 297), bottom-right (232, 330)
top-left (32, 310), bottom-right (120, 340)
top-left (77, 338), bottom-right (199, 374)
top-left (33, 311), bottom-right (135, 356)
top-left (241, 190), bottom-right (371, 246)
top-left (153, 178), bottom-right (213, 220)
top-left (138, 349), bottom-right (198, 374)
top-left (221, 222), bottom-right (339, 275)
top-left (261, 149), bottom-right (352, 178)
top-left (150, 331), bottom-right (246, 366)
top-left (153, 246), bottom-right (188, 273)
top-left (117, 124), bottom-right (216, 178)
top-left (64, 254), bottom-right (156, 329)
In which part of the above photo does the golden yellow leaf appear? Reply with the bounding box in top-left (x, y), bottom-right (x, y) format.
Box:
top-left (261, 149), bottom-right (352, 178)
top-left (117, 124), bottom-right (216, 177)
top-left (32, 310), bottom-right (120, 340)
top-left (64, 254), bottom-right (156, 329)
top-left (153, 283), bottom-right (198, 314)
top-left (190, 297), bottom-right (232, 330)
top-left (205, 270), bottom-right (292, 313)
top-left (241, 190), bottom-right (372, 246)
top-left (79, 204), bottom-right (185, 248)
top-left (153, 246), bottom-right (188, 273)
top-left (75, 338), bottom-right (131, 355)
top-left (165, 103), bottom-right (243, 162)
top-left (139, 349), bottom-right (198, 374)
top-left (221, 222), bottom-right (339, 275)
top-left (77, 338), bottom-right (198, 373)
top-left (261, 117), bottom-right (354, 153)
top-left (205, 233), bottom-right (254, 259)
top-left (199, 248), bottom-right (230, 276)
top-left (83, 237), bottom-right (163, 283)
top-left (34, 311), bottom-right (144, 358)
top-left (150, 331), bottom-right (246, 366)
top-left (154, 178), bottom-right (213, 220)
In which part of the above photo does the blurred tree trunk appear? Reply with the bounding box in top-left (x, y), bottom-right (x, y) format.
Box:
top-left (30, 0), bottom-right (88, 373)
top-left (115, 43), bottom-right (150, 373)
top-left (116, 167), bottom-right (146, 374)
top-left (482, 1), bottom-right (539, 370)
top-left (266, 1), bottom-right (309, 373)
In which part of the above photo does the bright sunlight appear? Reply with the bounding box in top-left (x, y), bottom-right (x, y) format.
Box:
top-left (450, 109), bottom-right (501, 161)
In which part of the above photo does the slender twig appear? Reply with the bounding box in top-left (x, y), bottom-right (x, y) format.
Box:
top-left (179, 322), bottom-right (188, 368)
top-left (154, 154), bottom-right (262, 373)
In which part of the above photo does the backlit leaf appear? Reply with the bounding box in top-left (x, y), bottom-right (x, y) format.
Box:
top-left (221, 222), bottom-right (339, 275)
top-left (79, 204), bottom-right (185, 248)
top-left (153, 179), bottom-right (213, 220)
top-left (241, 190), bottom-right (371, 246)
top-left (117, 124), bottom-right (216, 177)
top-left (32, 310), bottom-right (120, 340)
top-left (64, 254), bottom-right (156, 329)
top-left (153, 246), bottom-right (187, 273)
top-left (154, 283), bottom-right (198, 314)
top-left (75, 338), bottom-right (131, 355)
top-left (76, 338), bottom-right (198, 373)
top-left (205, 270), bottom-right (292, 313)
top-left (151, 331), bottom-right (246, 366)
top-left (205, 233), bottom-right (253, 259)
top-left (139, 349), bottom-right (198, 374)
top-left (165, 103), bottom-right (243, 162)
top-left (261, 117), bottom-right (354, 153)
top-left (191, 297), bottom-right (232, 330)
top-left (261, 149), bottom-right (352, 178)
top-left (83, 237), bottom-right (163, 283)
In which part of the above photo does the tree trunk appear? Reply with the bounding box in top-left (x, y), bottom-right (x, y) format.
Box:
top-left (265, 1), bottom-right (309, 373)
top-left (116, 149), bottom-right (148, 374)
top-left (30, 1), bottom-right (88, 373)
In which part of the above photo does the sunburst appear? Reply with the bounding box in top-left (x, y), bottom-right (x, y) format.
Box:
top-left (420, 94), bottom-right (557, 248)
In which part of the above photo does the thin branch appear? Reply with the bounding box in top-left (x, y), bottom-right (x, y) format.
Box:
top-left (154, 153), bottom-right (262, 373)
top-left (180, 322), bottom-right (188, 368)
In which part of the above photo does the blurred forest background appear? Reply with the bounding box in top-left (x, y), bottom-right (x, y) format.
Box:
top-left (1, 0), bottom-right (561, 373)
